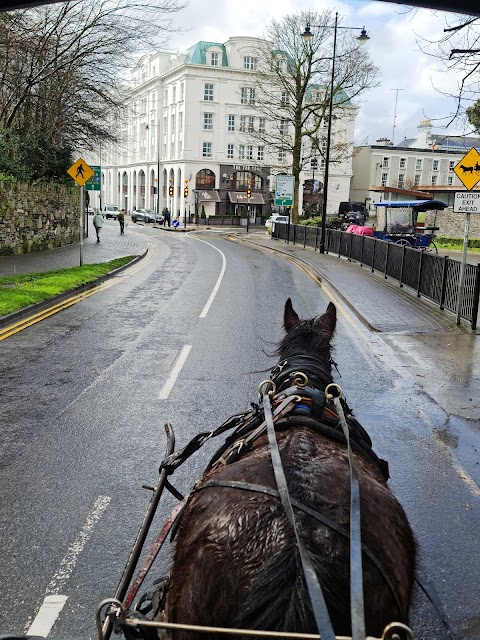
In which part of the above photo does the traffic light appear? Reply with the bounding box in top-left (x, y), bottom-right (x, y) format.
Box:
top-left (169, 186), bottom-right (174, 197)
top-left (246, 188), bottom-right (251, 198)
top-left (184, 187), bottom-right (189, 198)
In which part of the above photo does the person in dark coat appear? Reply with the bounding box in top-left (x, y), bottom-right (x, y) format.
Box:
top-left (162, 207), bottom-right (171, 227)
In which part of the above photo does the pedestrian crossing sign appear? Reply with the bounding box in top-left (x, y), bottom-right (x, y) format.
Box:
top-left (67, 158), bottom-right (94, 186)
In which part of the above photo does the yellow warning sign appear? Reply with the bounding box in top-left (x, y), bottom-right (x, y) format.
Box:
top-left (67, 158), bottom-right (94, 186)
top-left (453, 147), bottom-right (480, 191)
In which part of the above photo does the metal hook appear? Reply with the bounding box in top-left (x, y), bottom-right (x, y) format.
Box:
top-left (324, 383), bottom-right (343, 401)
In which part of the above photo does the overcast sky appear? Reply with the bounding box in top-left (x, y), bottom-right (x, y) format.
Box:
top-left (164, 0), bottom-right (471, 146)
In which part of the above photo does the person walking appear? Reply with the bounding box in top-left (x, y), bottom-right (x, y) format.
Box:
top-left (162, 206), bottom-right (171, 227)
top-left (92, 210), bottom-right (104, 242)
top-left (118, 209), bottom-right (125, 234)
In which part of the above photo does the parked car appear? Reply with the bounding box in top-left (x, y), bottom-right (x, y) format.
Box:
top-left (103, 204), bottom-right (120, 219)
top-left (131, 208), bottom-right (153, 223)
top-left (265, 214), bottom-right (289, 230)
top-left (338, 201), bottom-right (367, 224)
top-left (86, 207), bottom-right (94, 215)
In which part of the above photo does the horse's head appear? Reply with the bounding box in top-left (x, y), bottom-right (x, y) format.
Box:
top-left (276, 298), bottom-right (336, 366)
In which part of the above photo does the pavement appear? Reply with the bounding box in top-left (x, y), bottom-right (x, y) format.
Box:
top-left (0, 219), bottom-right (478, 335)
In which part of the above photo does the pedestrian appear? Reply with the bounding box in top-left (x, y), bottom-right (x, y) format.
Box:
top-left (92, 210), bottom-right (104, 242)
top-left (162, 206), bottom-right (171, 227)
top-left (118, 209), bottom-right (125, 234)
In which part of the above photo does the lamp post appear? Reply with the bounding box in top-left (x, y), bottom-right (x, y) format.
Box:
top-left (145, 123), bottom-right (160, 222)
top-left (302, 15), bottom-right (369, 253)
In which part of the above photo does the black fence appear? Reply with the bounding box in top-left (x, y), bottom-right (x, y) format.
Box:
top-left (185, 215), bottom-right (267, 226)
top-left (273, 224), bottom-right (480, 330)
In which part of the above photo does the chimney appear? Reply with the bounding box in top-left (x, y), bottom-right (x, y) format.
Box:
top-left (375, 138), bottom-right (393, 147)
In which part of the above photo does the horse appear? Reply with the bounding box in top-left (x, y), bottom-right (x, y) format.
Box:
top-left (460, 164), bottom-right (474, 174)
top-left (158, 299), bottom-right (416, 639)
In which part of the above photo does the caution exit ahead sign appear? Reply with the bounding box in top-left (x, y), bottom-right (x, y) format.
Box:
top-left (453, 191), bottom-right (480, 213)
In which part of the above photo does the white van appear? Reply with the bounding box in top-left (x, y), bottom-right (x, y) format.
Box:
top-left (103, 204), bottom-right (119, 220)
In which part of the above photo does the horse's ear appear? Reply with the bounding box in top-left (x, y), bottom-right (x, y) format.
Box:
top-left (313, 302), bottom-right (336, 334)
top-left (284, 298), bottom-right (300, 331)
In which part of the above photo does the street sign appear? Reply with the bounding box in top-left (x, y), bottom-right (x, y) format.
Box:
top-left (275, 175), bottom-right (294, 207)
top-left (453, 191), bottom-right (480, 213)
top-left (453, 148), bottom-right (480, 191)
top-left (67, 158), bottom-right (94, 186)
top-left (172, 219), bottom-right (180, 228)
top-left (85, 165), bottom-right (101, 191)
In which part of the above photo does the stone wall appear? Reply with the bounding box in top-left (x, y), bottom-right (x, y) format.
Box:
top-left (0, 181), bottom-right (80, 255)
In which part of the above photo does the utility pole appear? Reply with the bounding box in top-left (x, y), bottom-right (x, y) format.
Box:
top-left (390, 88), bottom-right (404, 145)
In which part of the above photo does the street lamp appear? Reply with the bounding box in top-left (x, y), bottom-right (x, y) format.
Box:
top-left (145, 123), bottom-right (160, 222)
top-left (302, 14), bottom-right (370, 253)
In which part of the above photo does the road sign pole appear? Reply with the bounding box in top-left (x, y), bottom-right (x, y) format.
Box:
top-left (456, 211), bottom-right (471, 324)
top-left (79, 186), bottom-right (84, 266)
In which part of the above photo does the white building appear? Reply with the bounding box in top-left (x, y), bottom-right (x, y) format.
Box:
top-left (97, 37), bottom-right (358, 219)
top-left (351, 119), bottom-right (480, 210)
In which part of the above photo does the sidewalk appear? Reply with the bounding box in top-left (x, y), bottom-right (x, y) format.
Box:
top-left (243, 231), bottom-right (472, 334)
top-left (0, 221), bottom-right (148, 276)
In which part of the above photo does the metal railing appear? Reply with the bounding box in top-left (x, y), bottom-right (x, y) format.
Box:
top-left (273, 224), bottom-right (480, 330)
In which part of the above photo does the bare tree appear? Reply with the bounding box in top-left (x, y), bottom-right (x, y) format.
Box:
top-left (244, 10), bottom-right (379, 222)
top-left (0, 0), bottom-right (185, 178)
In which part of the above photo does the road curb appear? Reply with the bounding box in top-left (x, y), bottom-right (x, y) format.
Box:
top-left (0, 249), bottom-right (148, 329)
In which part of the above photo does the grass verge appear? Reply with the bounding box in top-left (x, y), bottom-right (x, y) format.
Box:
top-left (0, 256), bottom-right (135, 317)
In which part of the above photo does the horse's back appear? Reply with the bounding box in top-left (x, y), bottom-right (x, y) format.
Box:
top-left (164, 427), bottom-right (415, 638)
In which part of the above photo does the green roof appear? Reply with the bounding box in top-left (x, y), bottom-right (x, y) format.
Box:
top-left (185, 42), bottom-right (228, 67)
top-left (305, 84), bottom-right (352, 106)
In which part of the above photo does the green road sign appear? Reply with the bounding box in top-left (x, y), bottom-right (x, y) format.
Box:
top-left (85, 165), bottom-right (101, 191)
top-left (275, 175), bottom-right (294, 206)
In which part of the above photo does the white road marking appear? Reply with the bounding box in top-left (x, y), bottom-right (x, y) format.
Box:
top-left (159, 345), bottom-right (192, 400)
top-left (187, 234), bottom-right (226, 318)
top-left (27, 495), bottom-right (111, 637)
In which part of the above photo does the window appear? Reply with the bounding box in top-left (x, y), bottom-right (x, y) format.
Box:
top-left (243, 56), bottom-right (257, 70)
top-left (447, 176), bottom-right (453, 185)
top-left (248, 116), bottom-right (255, 132)
top-left (258, 117), bottom-right (266, 133)
top-left (172, 85), bottom-right (176, 102)
top-left (432, 159), bottom-right (439, 171)
top-left (399, 157), bottom-right (406, 169)
top-left (448, 160), bottom-right (455, 171)
top-left (211, 52), bottom-right (219, 66)
top-left (311, 158), bottom-right (318, 170)
top-left (239, 144), bottom-right (245, 159)
top-left (257, 146), bottom-right (264, 161)
top-left (398, 174), bottom-right (405, 188)
top-left (227, 143), bottom-right (234, 159)
top-left (281, 91), bottom-right (289, 104)
top-left (228, 115), bottom-right (235, 132)
top-left (381, 172), bottom-right (388, 187)
top-left (431, 175), bottom-right (437, 185)
top-left (278, 149), bottom-right (286, 162)
top-left (240, 115), bottom-right (246, 132)
top-left (204, 84), bottom-right (214, 101)
top-left (241, 87), bottom-right (256, 104)
top-left (275, 57), bottom-right (284, 72)
top-left (246, 145), bottom-right (253, 160)
top-left (414, 174), bottom-right (421, 186)
top-left (280, 118), bottom-right (288, 134)
top-left (164, 89), bottom-right (168, 103)
top-left (202, 142), bottom-right (212, 157)
top-left (415, 158), bottom-right (422, 171)
top-left (179, 112), bottom-right (183, 132)
top-left (180, 83), bottom-right (185, 101)
top-left (203, 113), bottom-right (213, 130)
top-left (382, 157), bottom-right (390, 169)
top-left (171, 113), bottom-right (175, 131)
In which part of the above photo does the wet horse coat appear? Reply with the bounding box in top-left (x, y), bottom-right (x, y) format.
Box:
top-left (160, 300), bottom-right (416, 639)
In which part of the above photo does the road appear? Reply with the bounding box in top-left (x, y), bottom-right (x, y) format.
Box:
top-left (0, 224), bottom-right (478, 640)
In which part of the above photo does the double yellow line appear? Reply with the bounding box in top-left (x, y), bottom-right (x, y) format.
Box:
top-left (0, 280), bottom-right (116, 341)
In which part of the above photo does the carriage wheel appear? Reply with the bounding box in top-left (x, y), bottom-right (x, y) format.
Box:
top-left (395, 238), bottom-right (411, 247)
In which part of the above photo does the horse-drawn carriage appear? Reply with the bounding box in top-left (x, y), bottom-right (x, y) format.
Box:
top-left (373, 200), bottom-right (447, 253)
top-left (94, 301), bottom-right (421, 640)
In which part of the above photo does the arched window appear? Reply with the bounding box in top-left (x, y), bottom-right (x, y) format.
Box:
top-left (234, 171), bottom-right (262, 191)
top-left (196, 169), bottom-right (216, 190)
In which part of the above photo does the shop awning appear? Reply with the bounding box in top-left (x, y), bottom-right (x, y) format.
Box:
top-left (197, 190), bottom-right (221, 202)
top-left (228, 191), bottom-right (265, 205)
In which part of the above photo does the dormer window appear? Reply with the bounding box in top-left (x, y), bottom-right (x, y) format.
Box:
top-left (211, 52), bottom-right (219, 66)
top-left (243, 56), bottom-right (257, 70)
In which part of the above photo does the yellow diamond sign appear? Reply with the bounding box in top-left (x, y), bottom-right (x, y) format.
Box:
top-left (67, 158), bottom-right (94, 186)
top-left (453, 147), bottom-right (480, 191)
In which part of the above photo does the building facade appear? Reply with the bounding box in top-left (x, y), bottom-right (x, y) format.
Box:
top-left (95, 37), bottom-right (358, 219)
top-left (351, 119), bottom-right (480, 211)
